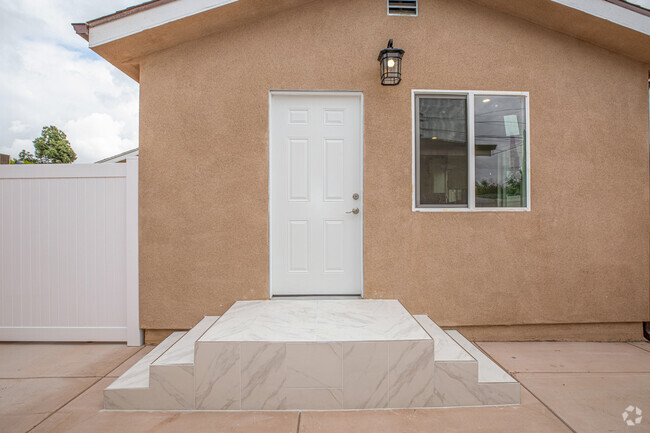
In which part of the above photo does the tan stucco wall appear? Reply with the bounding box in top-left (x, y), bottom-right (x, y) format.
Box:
top-left (138, 0), bottom-right (649, 336)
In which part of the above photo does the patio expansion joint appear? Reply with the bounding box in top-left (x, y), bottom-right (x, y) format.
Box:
top-left (25, 345), bottom-right (147, 432)
top-left (296, 411), bottom-right (302, 433)
top-left (627, 341), bottom-right (650, 354)
top-left (516, 380), bottom-right (578, 433)
top-left (25, 376), bottom-right (103, 433)
top-left (473, 343), bottom-right (578, 433)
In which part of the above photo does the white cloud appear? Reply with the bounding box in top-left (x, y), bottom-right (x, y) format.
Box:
top-left (9, 121), bottom-right (29, 133)
top-left (0, 1), bottom-right (139, 163)
top-left (6, 139), bottom-right (33, 159)
top-left (65, 113), bottom-right (137, 162)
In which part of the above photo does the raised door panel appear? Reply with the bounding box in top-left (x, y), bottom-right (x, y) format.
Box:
top-left (288, 139), bottom-right (310, 201)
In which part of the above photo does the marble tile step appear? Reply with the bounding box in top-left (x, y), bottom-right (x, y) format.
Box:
top-left (154, 316), bottom-right (220, 366)
top-left (445, 330), bottom-right (517, 384)
top-left (433, 329), bottom-right (519, 407)
top-left (414, 315), bottom-right (520, 407)
top-left (414, 315), bottom-right (474, 362)
top-left (104, 317), bottom-right (222, 410)
top-left (104, 331), bottom-right (185, 410)
top-left (147, 316), bottom-right (220, 410)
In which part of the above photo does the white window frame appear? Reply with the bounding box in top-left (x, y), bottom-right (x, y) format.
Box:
top-left (411, 89), bottom-right (531, 212)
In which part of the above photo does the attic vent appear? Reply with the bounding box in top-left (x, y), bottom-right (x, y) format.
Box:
top-left (388, 0), bottom-right (418, 16)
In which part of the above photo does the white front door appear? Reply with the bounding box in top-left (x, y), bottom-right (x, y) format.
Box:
top-left (270, 92), bottom-right (363, 296)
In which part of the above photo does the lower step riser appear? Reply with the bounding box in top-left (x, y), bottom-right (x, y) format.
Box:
top-left (104, 365), bottom-right (195, 410)
top-left (194, 340), bottom-right (436, 410)
top-left (105, 357), bottom-right (519, 410)
top-left (150, 365), bottom-right (194, 409)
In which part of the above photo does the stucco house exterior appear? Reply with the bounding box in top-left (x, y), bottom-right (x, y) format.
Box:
top-left (74, 0), bottom-right (650, 343)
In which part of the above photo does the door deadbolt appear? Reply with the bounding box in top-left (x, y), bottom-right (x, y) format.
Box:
top-left (352, 193), bottom-right (359, 200)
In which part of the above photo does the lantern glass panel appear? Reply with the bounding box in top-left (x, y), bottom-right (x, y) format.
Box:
top-left (380, 52), bottom-right (403, 85)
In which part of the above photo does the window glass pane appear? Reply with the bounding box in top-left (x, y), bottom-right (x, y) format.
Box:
top-left (418, 97), bottom-right (468, 206)
top-left (474, 95), bottom-right (526, 208)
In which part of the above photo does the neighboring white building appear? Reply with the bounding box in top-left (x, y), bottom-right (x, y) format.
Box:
top-left (95, 147), bottom-right (139, 163)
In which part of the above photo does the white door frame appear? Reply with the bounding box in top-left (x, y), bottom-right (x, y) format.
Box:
top-left (268, 90), bottom-right (364, 298)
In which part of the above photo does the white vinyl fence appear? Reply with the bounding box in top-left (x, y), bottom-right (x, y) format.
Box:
top-left (0, 159), bottom-right (142, 345)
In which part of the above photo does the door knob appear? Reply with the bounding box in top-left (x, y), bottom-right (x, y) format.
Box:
top-left (346, 208), bottom-right (360, 215)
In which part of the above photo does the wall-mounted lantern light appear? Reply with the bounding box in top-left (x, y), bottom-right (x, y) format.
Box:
top-left (378, 39), bottom-right (405, 86)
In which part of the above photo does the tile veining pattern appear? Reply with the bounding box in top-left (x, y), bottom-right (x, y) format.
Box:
top-left (106, 300), bottom-right (520, 410)
top-left (196, 300), bottom-right (435, 410)
top-left (200, 300), bottom-right (430, 342)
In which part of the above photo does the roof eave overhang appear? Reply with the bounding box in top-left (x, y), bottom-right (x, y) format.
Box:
top-left (466, 0), bottom-right (650, 65)
top-left (72, 0), bottom-right (315, 83)
top-left (73, 0), bottom-right (650, 84)
top-left (72, 23), bottom-right (89, 41)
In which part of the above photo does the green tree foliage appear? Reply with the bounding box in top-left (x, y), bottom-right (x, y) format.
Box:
top-left (10, 149), bottom-right (37, 164)
top-left (475, 170), bottom-right (522, 199)
top-left (12, 126), bottom-right (77, 164)
top-left (32, 126), bottom-right (77, 163)
top-left (505, 171), bottom-right (522, 197)
top-left (475, 180), bottom-right (498, 198)
top-left (17, 149), bottom-right (38, 164)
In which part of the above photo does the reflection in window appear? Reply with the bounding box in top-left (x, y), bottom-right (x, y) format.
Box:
top-left (474, 96), bottom-right (526, 208)
top-left (418, 97), bottom-right (468, 206)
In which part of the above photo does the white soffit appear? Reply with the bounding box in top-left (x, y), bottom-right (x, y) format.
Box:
top-left (550, 0), bottom-right (650, 35)
top-left (89, 0), bottom-right (239, 47)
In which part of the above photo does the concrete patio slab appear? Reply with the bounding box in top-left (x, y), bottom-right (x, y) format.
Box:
top-left (515, 373), bottom-right (650, 433)
top-left (477, 342), bottom-right (650, 373)
top-left (299, 389), bottom-right (571, 433)
top-left (32, 378), bottom-right (300, 433)
top-left (0, 377), bottom-right (97, 433)
top-left (0, 343), bottom-right (140, 378)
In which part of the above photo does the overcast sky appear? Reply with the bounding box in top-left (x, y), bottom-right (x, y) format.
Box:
top-left (0, 1), bottom-right (138, 163)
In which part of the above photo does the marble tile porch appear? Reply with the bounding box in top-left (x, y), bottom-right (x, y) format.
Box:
top-left (194, 300), bottom-right (438, 410)
top-left (104, 299), bottom-right (520, 411)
